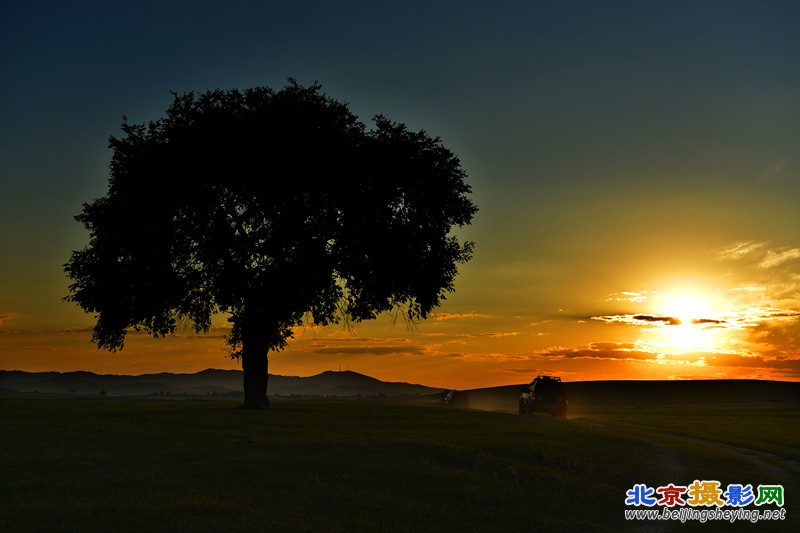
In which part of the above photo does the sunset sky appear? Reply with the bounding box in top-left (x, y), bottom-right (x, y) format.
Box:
top-left (2, 1), bottom-right (800, 388)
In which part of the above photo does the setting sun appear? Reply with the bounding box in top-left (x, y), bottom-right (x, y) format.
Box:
top-left (658, 295), bottom-right (713, 324)
top-left (649, 293), bottom-right (728, 354)
top-left (649, 319), bottom-right (724, 354)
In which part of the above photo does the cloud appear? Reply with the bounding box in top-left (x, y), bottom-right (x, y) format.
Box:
top-left (302, 336), bottom-right (426, 357)
top-left (442, 351), bottom-right (519, 361)
top-left (455, 332), bottom-right (520, 338)
top-left (691, 318), bottom-right (728, 327)
top-left (722, 307), bottom-right (800, 329)
top-left (501, 368), bottom-right (540, 374)
top-left (529, 340), bottom-right (800, 377)
top-left (605, 291), bottom-right (653, 303)
top-left (57, 326), bottom-right (95, 334)
top-left (592, 314), bottom-right (681, 326)
top-left (431, 313), bottom-right (491, 322)
top-left (714, 241), bottom-right (766, 260)
top-left (593, 307), bottom-right (800, 332)
top-left (16, 345), bottom-right (95, 353)
top-left (714, 241), bottom-right (800, 320)
top-left (533, 343), bottom-right (658, 361)
top-left (759, 247), bottom-right (800, 269)
top-left (704, 353), bottom-right (800, 371)
top-left (311, 345), bottom-right (426, 356)
top-left (728, 286), bottom-right (766, 295)
top-left (633, 314), bottom-right (682, 325)
top-left (588, 342), bottom-right (639, 351)
top-left (501, 367), bottom-right (574, 376)
top-left (750, 307), bottom-right (800, 320)
top-left (716, 240), bottom-right (800, 269)
top-left (431, 312), bottom-right (491, 321)
top-left (0, 312), bottom-right (18, 327)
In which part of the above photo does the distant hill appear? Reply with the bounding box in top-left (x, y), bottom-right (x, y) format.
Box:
top-left (3, 369), bottom-right (797, 406)
top-left (0, 369), bottom-right (441, 398)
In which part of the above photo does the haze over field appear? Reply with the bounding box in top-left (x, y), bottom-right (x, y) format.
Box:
top-left (2, 1), bottom-right (800, 387)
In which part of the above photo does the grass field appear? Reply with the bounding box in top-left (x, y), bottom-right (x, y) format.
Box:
top-left (1, 394), bottom-right (797, 532)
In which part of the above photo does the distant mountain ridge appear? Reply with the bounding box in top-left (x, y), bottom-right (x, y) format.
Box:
top-left (0, 369), bottom-right (442, 398)
top-left (4, 370), bottom-right (798, 405)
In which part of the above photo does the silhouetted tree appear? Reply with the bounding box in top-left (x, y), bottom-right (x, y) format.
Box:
top-left (64, 80), bottom-right (477, 409)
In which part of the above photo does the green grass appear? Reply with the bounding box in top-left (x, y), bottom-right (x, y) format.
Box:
top-left (1, 395), bottom-right (797, 532)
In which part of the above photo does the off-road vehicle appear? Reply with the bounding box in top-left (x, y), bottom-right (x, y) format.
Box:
top-left (442, 389), bottom-right (470, 408)
top-left (519, 375), bottom-right (568, 417)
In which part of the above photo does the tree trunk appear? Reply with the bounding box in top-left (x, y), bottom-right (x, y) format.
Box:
top-left (240, 333), bottom-right (270, 410)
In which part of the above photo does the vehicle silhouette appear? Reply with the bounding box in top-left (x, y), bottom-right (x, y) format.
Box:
top-left (442, 389), bottom-right (470, 408)
top-left (519, 375), bottom-right (568, 417)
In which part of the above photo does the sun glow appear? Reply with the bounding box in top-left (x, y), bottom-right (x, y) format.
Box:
top-left (659, 295), bottom-right (712, 324)
top-left (651, 293), bottom-right (726, 354)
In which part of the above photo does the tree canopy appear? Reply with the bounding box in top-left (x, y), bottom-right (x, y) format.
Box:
top-left (65, 80), bottom-right (477, 408)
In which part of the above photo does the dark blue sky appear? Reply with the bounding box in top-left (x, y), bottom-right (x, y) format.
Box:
top-left (2, 1), bottom-right (800, 380)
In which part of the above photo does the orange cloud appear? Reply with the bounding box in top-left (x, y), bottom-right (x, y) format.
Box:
top-left (721, 307), bottom-right (800, 330)
top-left (591, 314), bottom-right (682, 327)
top-left (441, 351), bottom-right (516, 361)
top-left (310, 345), bottom-right (426, 356)
top-left (297, 336), bottom-right (427, 357)
top-left (760, 247), bottom-right (800, 269)
top-left (714, 241), bottom-right (766, 260)
top-left (529, 341), bottom-right (800, 379)
top-left (592, 307), bottom-right (800, 332)
top-left (56, 327), bottom-right (95, 334)
top-left (716, 240), bottom-right (800, 270)
top-left (430, 312), bottom-right (491, 321)
top-left (0, 312), bottom-right (18, 327)
top-left (455, 332), bottom-right (520, 338)
top-left (605, 291), bottom-right (653, 303)
top-left (533, 343), bottom-right (657, 361)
